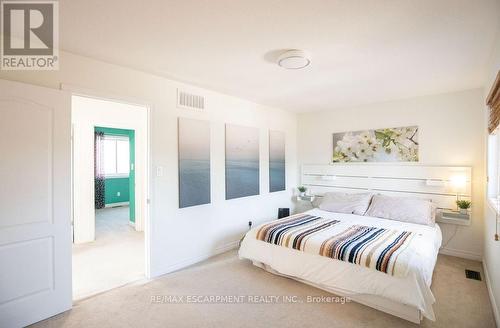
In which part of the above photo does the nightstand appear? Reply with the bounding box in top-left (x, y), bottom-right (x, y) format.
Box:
top-left (295, 195), bottom-right (316, 213)
top-left (436, 210), bottom-right (471, 226)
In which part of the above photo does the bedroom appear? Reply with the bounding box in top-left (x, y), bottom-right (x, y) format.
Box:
top-left (0, 1), bottom-right (499, 327)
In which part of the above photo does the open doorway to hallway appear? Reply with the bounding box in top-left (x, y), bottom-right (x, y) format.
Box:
top-left (71, 95), bottom-right (149, 300)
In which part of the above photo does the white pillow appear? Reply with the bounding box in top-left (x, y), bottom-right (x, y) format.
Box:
top-left (319, 192), bottom-right (373, 215)
top-left (364, 194), bottom-right (435, 226)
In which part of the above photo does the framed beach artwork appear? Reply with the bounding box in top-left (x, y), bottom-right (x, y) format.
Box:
top-left (332, 126), bottom-right (419, 163)
top-left (225, 124), bottom-right (260, 199)
top-left (178, 118), bottom-right (211, 208)
top-left (269, 130), bottom-right (285, 192)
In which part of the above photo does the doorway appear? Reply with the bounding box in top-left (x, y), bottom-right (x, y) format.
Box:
top-left (71, 95), bottom-right (149, 300)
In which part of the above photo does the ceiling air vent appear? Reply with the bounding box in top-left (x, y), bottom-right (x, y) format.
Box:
top-left (177, 89), bottom-right (205, 111)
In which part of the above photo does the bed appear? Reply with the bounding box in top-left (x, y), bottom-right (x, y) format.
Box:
top-left (239, 164), bottom-right (472, 323)
top-left (239, 208), bottom-right (442, 323)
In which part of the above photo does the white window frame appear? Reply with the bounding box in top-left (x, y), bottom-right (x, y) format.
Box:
top-left (103, 135), bottom-right (130, 178)
top-left (487, 130), bottom-right (500, 212)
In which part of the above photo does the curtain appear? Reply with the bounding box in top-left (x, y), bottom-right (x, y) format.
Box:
top-left (487, 71), bottom-right (500, 134)
top-left (94, 131), bottom-right (106, 209)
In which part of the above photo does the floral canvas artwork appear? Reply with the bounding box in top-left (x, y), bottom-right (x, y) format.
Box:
top-left (332, 126), bottom-right (419, 162)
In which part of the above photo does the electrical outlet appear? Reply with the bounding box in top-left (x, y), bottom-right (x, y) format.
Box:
top-left (117, 192), bottom-right (121, 197)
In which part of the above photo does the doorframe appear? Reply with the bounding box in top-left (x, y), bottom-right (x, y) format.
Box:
top-left (62, 83), bottom-right (153, 279)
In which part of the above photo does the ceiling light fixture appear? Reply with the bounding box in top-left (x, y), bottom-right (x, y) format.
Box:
top-left (277, 50), bottom-right (311, 70)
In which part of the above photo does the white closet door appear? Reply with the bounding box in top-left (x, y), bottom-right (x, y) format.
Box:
top-left (0, 79), bottom-right (72, 327)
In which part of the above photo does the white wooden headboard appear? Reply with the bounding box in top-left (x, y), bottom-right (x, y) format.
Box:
top-left (301, 164), bottom-right (472, 211)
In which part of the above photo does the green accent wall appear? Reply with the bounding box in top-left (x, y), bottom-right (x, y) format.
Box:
top-left (95, 126), bottom-right (136, 223)
top-left (129, 130), bottom-right (135, 223)
top-left (105, 178), bottom-right (129, 203)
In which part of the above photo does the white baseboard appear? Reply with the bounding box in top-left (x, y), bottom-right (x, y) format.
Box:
top-left (151, 240), bottom-right (240, 278)
top-left (483, 260), bottom-right (500, 328)
top-left (439, 247), bottom-right (482, 261)
top-left (105, 202), bottom-right (129, 208)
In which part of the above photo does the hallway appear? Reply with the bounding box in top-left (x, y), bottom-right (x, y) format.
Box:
top-left (72, 206), bottom-right (144, 300)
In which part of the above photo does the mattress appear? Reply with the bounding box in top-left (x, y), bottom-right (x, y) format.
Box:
top-left (238, 208), bottom-right (442, 320)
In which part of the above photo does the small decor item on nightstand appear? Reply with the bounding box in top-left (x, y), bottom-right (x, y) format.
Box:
top-left (297, 186), bottom-right (307, 197)
top-left (456, 200), bottom-right (471, 214)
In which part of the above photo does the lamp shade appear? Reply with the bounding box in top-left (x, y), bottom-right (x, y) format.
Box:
top-left (450, 175), bottom-right (467, 191)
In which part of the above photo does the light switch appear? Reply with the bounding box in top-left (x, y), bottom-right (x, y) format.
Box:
top-left (156, 166), bottom-right (164, 177)
top-left (117, 192), bottom-right (121, 197)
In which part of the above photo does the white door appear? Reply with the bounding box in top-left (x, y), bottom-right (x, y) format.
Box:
top-left (0, 79), bottom-right (72, 327)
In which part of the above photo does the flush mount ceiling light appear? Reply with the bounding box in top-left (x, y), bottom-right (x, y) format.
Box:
top-left (277, 50), bottom-right (311, 70)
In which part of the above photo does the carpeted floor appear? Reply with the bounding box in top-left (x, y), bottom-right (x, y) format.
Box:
top-left (34, 250), bottom-right (495, 328)
top-left (72, 206), bottom-right (144, 300)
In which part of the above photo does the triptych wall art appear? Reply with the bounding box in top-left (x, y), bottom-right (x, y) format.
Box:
top-left (178, 118), bottom-right (211, 208)
top-left (225, 124), bottom-right (260, 200)
top-left (177, 118), bottom-right (287, 208)
top-left (269, 130), bottom-right (286, 192)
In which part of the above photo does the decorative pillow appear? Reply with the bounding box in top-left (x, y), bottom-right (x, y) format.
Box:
top-left (319, 192), bottom-right (373, 215)
top-left (364, 194), bottom-right (435, 226)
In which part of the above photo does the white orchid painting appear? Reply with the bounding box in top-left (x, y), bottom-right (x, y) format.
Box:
top-left (332, 126), bottom-right (419, 163)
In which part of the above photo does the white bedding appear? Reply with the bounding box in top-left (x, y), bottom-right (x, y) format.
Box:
top-left (238, 208), bottom-right (442, 321)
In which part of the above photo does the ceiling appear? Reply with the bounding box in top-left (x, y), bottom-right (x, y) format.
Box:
top-left (60, 0), bottom-right (500, 113)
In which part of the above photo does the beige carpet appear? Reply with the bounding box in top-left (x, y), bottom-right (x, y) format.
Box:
top-left (72, 206), bottom-right (144, 300)
top-left (35, 250), bottom-right (494, 328)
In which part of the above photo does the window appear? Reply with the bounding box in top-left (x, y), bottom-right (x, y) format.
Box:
top-left (103, 135), bottom-right (130, 177)
top-left (487, 132), bottom-right (500, 213)
top-left (488, 134), bottom-right (498, 199)
top-left (487, 71), bottom-right (500, 209)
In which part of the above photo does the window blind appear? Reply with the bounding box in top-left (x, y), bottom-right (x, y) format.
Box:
top-left (488, 71), bottom-right (500, 134)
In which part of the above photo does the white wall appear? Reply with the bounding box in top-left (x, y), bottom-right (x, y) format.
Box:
top-left (0, 51), bottom-right (298, 277)
top-left (483, 28), bottom-right (500, 325)
top-left (297, 89), bottom-right (486, 260)
top-left (71, 96), bottom-right (148, 243)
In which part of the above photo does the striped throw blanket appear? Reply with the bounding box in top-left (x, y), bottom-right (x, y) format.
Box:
top-left (319, 225), bottom-right (415, 276)
top-left (256, 214), bottom-right (340, 250)
top-left (256, 214), bottom-right (416, 277)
